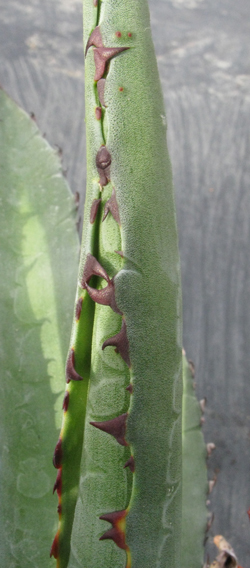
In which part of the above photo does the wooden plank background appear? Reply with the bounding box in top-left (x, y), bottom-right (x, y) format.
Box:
top-left (1, 0), bottom-right (250, 564)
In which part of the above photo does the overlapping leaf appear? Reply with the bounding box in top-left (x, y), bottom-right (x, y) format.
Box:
top-left (0, 88), bottom-right (79, 568)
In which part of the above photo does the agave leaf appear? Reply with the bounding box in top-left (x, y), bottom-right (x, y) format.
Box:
top-left (0, 88), bottom-right (79, 568)
top-left (55, 0), bottom-right (182, 567)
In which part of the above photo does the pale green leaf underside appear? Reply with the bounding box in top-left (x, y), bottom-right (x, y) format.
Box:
top-left (0, 88), bottom-right (79, 568)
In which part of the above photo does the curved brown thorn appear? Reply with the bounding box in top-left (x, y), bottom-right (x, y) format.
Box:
top-left (85, 280), bottom-right (122, 314)
top-left (124, 456), bottom-right (135, 473)
top-left (102, 319), bottom-right (131, 367)
top-left (53, 439), bottom-right (62, 469)
top-left (66, 349), bottom-right (83, 383)
top-left (53, 469), bottom-right (62, 495)
top-left (126, 383), bottom-right (133, 394)
top-left (81, 253), bottom-right (109, 287)
top-left (90, 413), bottom-right (128, 446)
top-left (100, 527), bottom-right (126, 550)
top-left (75, 297), bottom-right (83, 321)
top-left (96, 146), bottom-right (111, 187)
top-left (93, 46), bottom-right (129, 82)
top-left (102, 187), bottom-right (120, 225)
top-left (97, 78), bottom-right (106, 107)
top-left (96, 146), bottom-right (111, 169)
top-left (99, 169), bottom-right (110, 187)
top-left (85, 26), bottom-right (103, 55)
top-left (99, 510), bottom-right (127, 550)
top-left (90, 198), bottom-right (102, 223)
top-left (50, 531), bottom-right (59, 559)
top-left (95, 106), bottom-right (102, 120)
top-left (85, 26), bottom-right (130, 82)
top-left (62, 391), bottom-right (70, 412)
top-left (96, 146), bottom-right (111, 188)
top-left (115, 250), bottom-right (124, 258)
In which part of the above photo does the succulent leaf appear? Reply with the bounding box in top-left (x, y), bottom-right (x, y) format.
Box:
top-left (0, 87), bottom-right (79, 567)
top-left (53, 0), bottom-right (182, 567)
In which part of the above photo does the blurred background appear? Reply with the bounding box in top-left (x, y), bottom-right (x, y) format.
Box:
top-left (1, 0), bottom-right (250, 564)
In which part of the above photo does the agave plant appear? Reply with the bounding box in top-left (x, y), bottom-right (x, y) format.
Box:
top-left (49, 0), bottom-right (209, 567)
top-left (0, 0), bottom-right (211, 567)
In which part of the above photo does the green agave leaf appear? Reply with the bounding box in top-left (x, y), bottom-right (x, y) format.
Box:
top-left (181, 353), bottom-right (208, 568)
top-left (55, 0), bottom-right (182, 567)
top-left (0, 88), bottom-right (79, 568)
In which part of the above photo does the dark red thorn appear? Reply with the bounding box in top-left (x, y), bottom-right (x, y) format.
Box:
top-left (96, 146), bottom-right (111, 174)
top-left (90, 413), bottom-right (128, 446)
top-left (128, 32), bottom-right (132, 37)
top-left (124, 456), bottom-right (135, 473)
top-left (100, 510), bottom-right (126, 524)
top-left (98, 169), bottom-right (109, 188)
top-left (126, 383), bottom-right (133, 394)
top-left (81, 253), bottom-right (109, 287)
top-left (85, 280), bottom-right (122, 314)
top-left (50, 532), bottom-right (59, 559)
top-left (93, 0), bottom-right (98, 6)
top-left (53, 469), bottom-right (62, 495)
top-left (57, 504), bottom-right (62, 515)
top-left (97, 78), bottom-right (106, 107)
top-left (102, 187), bottom-right (120, 225)
top-left (53, 438), bottom-right (62, 469)
top-left (99, 510), bottom-right (127, 550)
top-left (247, 507), bottom-right (250, 521)
top-left (75, 297), bottom-right (83, 321)
top-left (102, 319), bottom-right (131, 367)
top-left (93, 46), bottom-right (130, 82)
top-left (62, 391), bottom-right (70, 412)
top-left (85, 26), bottom-right (103, 55)
top-left (66, 349), bottom-right (83, 383)
top-left (100, 527), bottom-right (126, 549)
top-left (95, 106), bottom-right (102, 120)
top-left (119, 87), bottom-right (124, 92)
top-left (90, 198), bottom-right (102, 223)
top-left (96, 145), bottom-right (111, 170)
top-left (96, 145), bottom-right (111, 187)
top-left (115, 250), bottom-right (124, 258)
top-left (115, 31), bottom-right (122, 38)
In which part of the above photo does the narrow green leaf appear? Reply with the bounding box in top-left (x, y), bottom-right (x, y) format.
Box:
top-left (0, 88), bottom-right (79, 568)
top-left (57, 0), bottom-right (182, 567)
